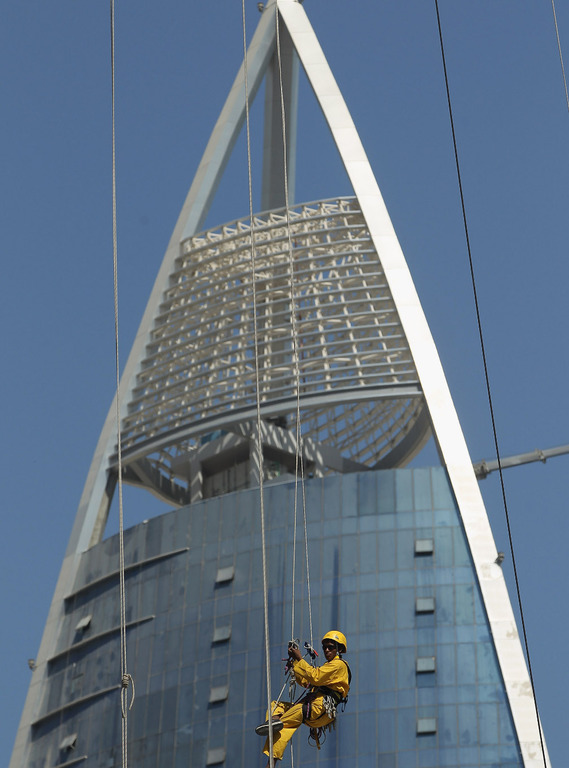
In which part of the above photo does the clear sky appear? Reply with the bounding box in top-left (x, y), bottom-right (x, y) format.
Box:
top-left (1, 1), bottom-right (568, 766)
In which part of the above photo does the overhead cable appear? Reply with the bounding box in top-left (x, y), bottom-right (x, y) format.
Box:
top-left (433, 3), bottom-right (547, 767)
top-left (109, 2), bottom-right (135, 767)
top-left (550, 0), bottom-right (569, 113)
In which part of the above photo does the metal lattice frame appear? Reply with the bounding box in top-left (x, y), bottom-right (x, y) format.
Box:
top-left (121, 197), bottom-right (426, 470)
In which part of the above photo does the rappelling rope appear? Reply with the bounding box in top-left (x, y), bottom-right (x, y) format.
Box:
top-left (550, 0), bottom-right (569, 113)
top-left (110, 2), bottom-right (134, 766)
top-left (274, 1), bottom-right (314, 655)
top-left (240, 2), bottom-right (275, 765)
top-left (433, 3), bottom-right (547, 767)
top-left (274, 13), bottom-right (309, 767)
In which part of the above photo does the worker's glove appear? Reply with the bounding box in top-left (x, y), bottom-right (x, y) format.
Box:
top-left (288, 638), bottom-right (300, 655)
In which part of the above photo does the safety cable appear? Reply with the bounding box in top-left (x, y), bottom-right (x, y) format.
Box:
top-left (274, 4), bottom-right (314, 654)
top-left (109, 2), bottom-right (134, 767)
top-left (551, 0), bottom-right (569, 113)
top-left (240, 2), bottom-right (275, 765)
top-left (274, 14), bottom-right (311, 766)
top-left (433, 3), bottom-right (547, 766)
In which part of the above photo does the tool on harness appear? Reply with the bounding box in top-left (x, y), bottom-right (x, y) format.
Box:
top-left (303, 641), bottom-right (318, 660)
top-left (308, 724), bottom-right (330, 750)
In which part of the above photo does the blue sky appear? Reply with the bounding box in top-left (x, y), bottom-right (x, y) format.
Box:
top-left (1, 1), bottom-right (568, 766)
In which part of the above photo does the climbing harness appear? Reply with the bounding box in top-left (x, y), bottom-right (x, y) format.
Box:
top-left (305, 659), bottom-right (351, 719)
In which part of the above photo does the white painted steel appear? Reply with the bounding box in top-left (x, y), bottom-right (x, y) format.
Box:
top-left (122, 197), bottom-right (425, 470)
top-left (261, 16), bottom-right (299, 210)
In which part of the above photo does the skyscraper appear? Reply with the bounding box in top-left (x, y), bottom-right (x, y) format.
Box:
top-left (9, 2), bottom-right (551, 767)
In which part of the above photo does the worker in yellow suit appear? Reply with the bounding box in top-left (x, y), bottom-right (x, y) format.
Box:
top-left (256, 630), bottom-right (351, 766)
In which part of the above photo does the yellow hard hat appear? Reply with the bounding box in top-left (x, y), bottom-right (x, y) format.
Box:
top-left (322, 630), bottom-right (347, 653)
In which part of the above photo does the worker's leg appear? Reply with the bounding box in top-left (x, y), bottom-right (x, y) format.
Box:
top-left (262, 701), bottom-right (304, 761)
top-left (268, 700), bottom-right (288, 720)
top-left (256, 699), bottom-right (288, 735)
top-left (303, 697), bottom-right (332, 729)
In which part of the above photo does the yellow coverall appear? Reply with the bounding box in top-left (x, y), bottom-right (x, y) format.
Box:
top-left (263, 656), bottom-right (350, 761)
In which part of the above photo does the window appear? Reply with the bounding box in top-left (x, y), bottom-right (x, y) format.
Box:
top-left (417, 717), bottom-right (437, 734)
top-left (215, 566), bottom-right (235, 584)
top-left (415, 597), bottom-right (435, 614)
top-left (74, 615), bottom-right (92, 632)
top-left (209, 685), bottom-right (229, 703)
top-left (212, 625), bottom-right (231, 643)
top-left (414, 539), bottom-right (434, 555)
top-left (59, 733), bottom-right (78, 751)
top-left (416, 656), bottom-right (436, 673)
top-left (206, 747), bottom-right (226, 765)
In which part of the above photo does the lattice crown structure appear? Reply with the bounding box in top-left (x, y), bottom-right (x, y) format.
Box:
top-left (121, 198), bottom-right (427, 476)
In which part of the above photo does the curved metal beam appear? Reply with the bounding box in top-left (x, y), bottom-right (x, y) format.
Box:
top-left (111, 382), bottom-right (423, 469)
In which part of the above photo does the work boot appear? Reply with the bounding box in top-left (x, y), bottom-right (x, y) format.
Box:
top-left (255, 720), bottom-right (284, 736)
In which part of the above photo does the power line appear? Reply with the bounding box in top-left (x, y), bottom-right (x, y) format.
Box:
top-left (433, 3), bottom-right (548, 766)
top-left (550, 0), bottom-right (569, 113)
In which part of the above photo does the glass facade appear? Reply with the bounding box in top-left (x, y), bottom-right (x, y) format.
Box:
top-left (29, 468), bottom-right (523, 767)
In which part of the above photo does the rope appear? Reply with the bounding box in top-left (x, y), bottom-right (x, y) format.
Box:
top-left (240, 2), bottom-right (274, 765)
top-left (433, 4), bottom-right (547, 766)
top-left (121, 673), bottom-right (135, 717)
top-left (110, 2), bottom-right (134, 766)
top-left (551, 0), bottom-right (569, 113)
top-left (300, 455), bottom-right (313, 649)
top-left (240, 7), bottom-right (316, 764)
top-left (274, 1), bottom-right (314, 654)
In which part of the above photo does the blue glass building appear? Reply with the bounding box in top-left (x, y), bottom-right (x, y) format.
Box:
top-left (10, 2), bottom-right (549, 767)
top-left (25, 470), bottom-right (527, 767)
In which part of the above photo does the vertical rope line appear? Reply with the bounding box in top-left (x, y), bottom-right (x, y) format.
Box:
top-left (434, 3), bottom-right (547, 766)
top-left (274, 3), bottom-right (313, 653)
top-left (551, 0), bottom-right (569, 112)
top-left (109, 3), bottom-right (133, 767)
top-left (299, 453), bottom-right (313, 649)
top-left (241, 2), bottom-right (274, 765)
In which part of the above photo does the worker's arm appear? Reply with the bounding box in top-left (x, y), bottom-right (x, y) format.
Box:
top-left (293, 657), bottom-right (348, 690)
